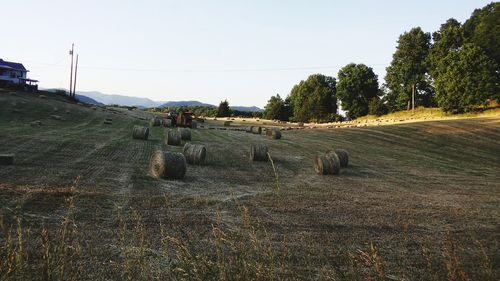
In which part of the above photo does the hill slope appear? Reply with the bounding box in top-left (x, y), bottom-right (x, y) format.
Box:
top-left (0, 89), bottom-right (498, 280)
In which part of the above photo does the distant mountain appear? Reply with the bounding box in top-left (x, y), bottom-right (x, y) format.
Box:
top-left (231, 106), bottom-right (263, 112)
top-left (160, 101), bottom-right (215, 107)
top-left (75, 94), bottom-right (104, 106)
top-left (76, 91), bottom-right (165, 107)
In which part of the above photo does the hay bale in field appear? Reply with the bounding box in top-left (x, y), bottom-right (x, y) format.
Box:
top-left (165, 129), bottom-right (182, 146)
top-left (104, 120), bottom-right (112, 125)
top-left (132, 125), bottom-right (149, 140)
top-left (314, 152), bottom-right (340, 175)
top-left (50, 115), bottom-right (63, 120)
top-left (162, 118), bottom-right (172, 127)
top-left (223, 121), bottom-right (231, 127)
top-left (178, 128), bottom-right (191, 141)
top-left (245, 126), bottom-right (253, 133)
top-left (250, 144), bottom-right (268, 161)
top-left (150, 117), bottom-right (162, 126)
top-left (266, 128), bottom-right (282, 140)
top-left (105, 118), bottom-right (113, 122)
top-left (149, 151), bottom-right (186, 180)
top-left (335, 149), bottom-right (349, 167)
top-left (251, 126), bottom-right (262, 134)
top-left (0, 154), bottom-right (14, 165)
top-left (39, 95), bottom-right (47, 99)
top-left (297, 122), bottom-right (304, 127)
top-left (183, 143), bottom-right (206, 165)
top-left (191, 121), bottom-right (197, 129)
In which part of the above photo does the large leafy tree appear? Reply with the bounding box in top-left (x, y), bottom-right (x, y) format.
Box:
top-left (466, 3), bottom-right (500, 66)
top-left (428, 18), bottom-right (464, 77)
top-left (216, 99), bottom-right (231, 117)
top-left (434, 44), bottom-right (499, 113)
top-left (263, 94), bottom-right (289, 121)
top-left (288, 74), bottom-right (337, 122)
top-left (385, 27), bottom-right (434, 111)
top-left (337, 63), bottom-right (379, 119)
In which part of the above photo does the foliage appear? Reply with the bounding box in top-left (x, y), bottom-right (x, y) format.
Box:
top-left (263, 94), bottom-right (289, 121)
top-left (434, 44), bottom-right (499, 113)
top-left (385, 27), bottom-right (434, 111)
top-left (337, 63), bottom-right (379, 119)
top-left (368, 97), bottom-right (388, 116)
top-left (216, 100), bottom-right (231, 117)
top-left (288, 74), bottom-right (337, 122)
top-left (428, 18), bottom-right (464, 77)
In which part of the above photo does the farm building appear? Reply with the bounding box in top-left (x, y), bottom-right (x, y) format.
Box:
top-left (0, 59), bottom-right (38, 90)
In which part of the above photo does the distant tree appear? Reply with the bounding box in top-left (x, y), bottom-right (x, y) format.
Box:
top-left (428, 18), bottom-right (464, 77)
top-left (264, 94), bottom-right (286, 120)
top-left (385, 27), bottom-right (434, 111)
top-left (337, 63), bottom-right (379, 119)
top-left (434, 44), bottom-right (499, 113)
top-left (288, 74), bottom-right (337, 122)
top-left (368, 96), bottom-right (388, 116)
top-left (467, 3), bottom-right (500, 65)
top-left (216, 100), bottom-right (231, 117)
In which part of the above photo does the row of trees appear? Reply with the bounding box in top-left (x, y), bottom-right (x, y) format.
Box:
top-left (264, 2), bottom-right (499, 121)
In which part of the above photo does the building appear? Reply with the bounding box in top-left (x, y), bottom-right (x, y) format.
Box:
top-left (0, 59), bottom-right (38, 90)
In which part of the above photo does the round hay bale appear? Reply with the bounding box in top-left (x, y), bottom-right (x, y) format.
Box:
top-left (0, 154), bottom-right (14, 165)
top-left (251, 126), bottom-right (262, 134)
top-left (150, 117), bottom-right (162, 127)
top-left (191, 121), bottom-right (197, 129)
top-left (103, 120), bottom-right (112, 125)
top-left (245, 126), bottom-right (253, 133)
top-left (250, 144), bottom-right (268, 161)
top-left (39, 95), bottom-right (47, 99)
top-left (149, 151), bottom-right (186, 179)
top-left (30, 120), bottom-right (42, 127)
top-left (165, 129), bottom-right (182, 146)
top-left (132, 125), bottom-right (149, 140)
top-left (266, 129), bottom-right (282, 140)
top-left (183, 143), bottom-right (206, 165)
top-left (314, 152), bottom-right (340, 175)
top-left (178, 128), bottom-right (191, 141)
top-left (105, 118), bottom-right (113, 122)
top-left (223, 121), bottom-right (231, 127)
top-left (335, 149), bottom-right (349, 167)
top-left (163, 118), bottom-right (172, 127)
top-left (297, 122), bottom-right (304, 127)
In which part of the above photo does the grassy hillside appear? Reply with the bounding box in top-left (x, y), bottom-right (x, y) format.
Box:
top-left (0, 89), bottom-right (499, 280)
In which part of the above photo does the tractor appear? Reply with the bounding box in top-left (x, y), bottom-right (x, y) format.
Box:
top-left (166, 111), bottom-right (195, 128)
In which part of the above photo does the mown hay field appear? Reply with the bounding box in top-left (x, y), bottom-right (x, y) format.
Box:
top-left (0, 90), bottom-right (499, 280)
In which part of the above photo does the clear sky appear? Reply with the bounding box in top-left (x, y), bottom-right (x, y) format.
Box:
top-left (1, 0), bottom-right (491, 107)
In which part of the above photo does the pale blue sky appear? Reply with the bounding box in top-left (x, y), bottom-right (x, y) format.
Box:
top-left (1, 1), bottom-right (491, 107)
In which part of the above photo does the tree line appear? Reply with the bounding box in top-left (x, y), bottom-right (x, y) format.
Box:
top-left (263, 2), bottom-right (499, 121)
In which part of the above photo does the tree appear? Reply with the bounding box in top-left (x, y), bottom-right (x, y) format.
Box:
top-left (428, 18), bottom-right (464, 77)
top-left (217, 100), bottom-right (231, 117)
top-left (434, 44), bottom-right (499, 113)
top-left (288, 74), bottom-right (337, 122)
top-left (469, 3), bottom-right (500, 66)
top-left (368, 95), bottom-right (388, 116)
top-left (385, 27), bottom-right (434, 111)
top-left (337, 63), bottom-right (379, 119)
top-left (264, 94), bottom-right (289, 121)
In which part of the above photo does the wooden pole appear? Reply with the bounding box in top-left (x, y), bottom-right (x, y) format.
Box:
top-left (73, 55), bottom-right (79, 99)
top-left (69, 43), bottom-right (74, 98)
top-left (412, 84), bottom-right (415, 112)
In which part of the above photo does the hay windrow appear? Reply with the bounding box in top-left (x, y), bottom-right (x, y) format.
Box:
top-left (132, 125), bottom-right (149, 140)
top-left (250, 144), bottom-right (268, 161)
top-left (166, 129), bottom-right (182, 146)
top-left (183, 143), bottom-right (207, 165)
top-left (266, 129), bottom-right (282, 140)
top-left (335, 149), bottom-right (349, 167)
top-left (149, 150), bottom-right (186, 179)
top-left (178, 128), bottom-right (192, 141)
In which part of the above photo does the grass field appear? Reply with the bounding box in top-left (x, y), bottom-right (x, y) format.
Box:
top-left (0, 89), bottom-right (499, 280)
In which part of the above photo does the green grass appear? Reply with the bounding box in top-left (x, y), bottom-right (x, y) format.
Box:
top-left (0, 89), bottom-right (499, 280)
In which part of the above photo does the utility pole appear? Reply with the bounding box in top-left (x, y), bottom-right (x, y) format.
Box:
top-left (69, 43), bottom-right (74, 98)
top-left (73, 55), bottom-right (79, 98)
